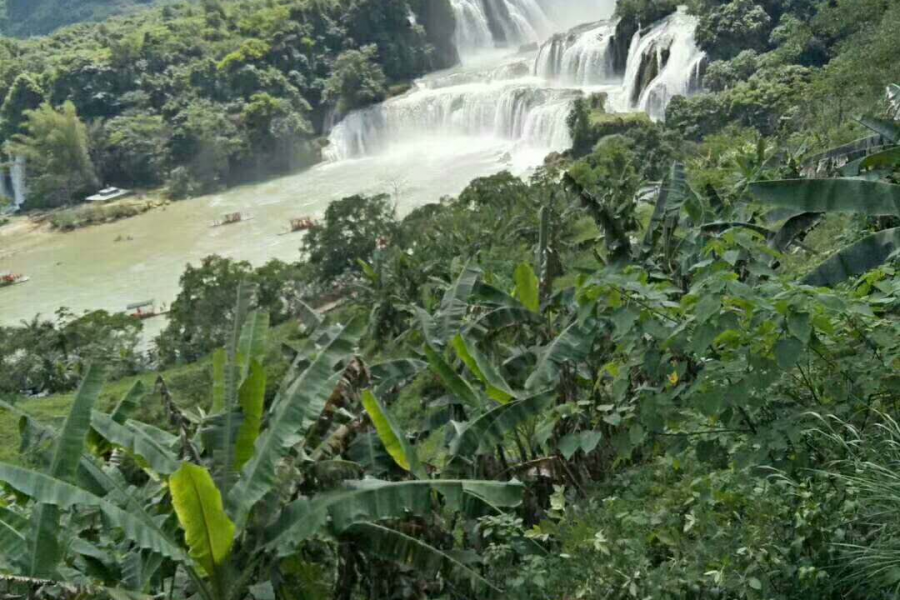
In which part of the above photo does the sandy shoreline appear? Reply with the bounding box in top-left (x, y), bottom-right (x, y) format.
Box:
top-left (0, 193), bottom-right (170, 261)
top-left (0, 214), bottom-right (53, 263)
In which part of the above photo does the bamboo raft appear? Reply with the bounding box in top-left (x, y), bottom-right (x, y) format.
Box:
top-left (278, 216), bottom-right (317, 236)
top-left (211, 212), bottom-right (254, 228)
top-left (127, 300), bottom-right (169, 321)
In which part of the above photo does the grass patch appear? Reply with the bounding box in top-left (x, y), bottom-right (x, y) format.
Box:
top-left (589, 110), bottom-right (651, 127)
top-left (387, 82), bottom-right (414, 98)
top-left (0, 320), bottom-right (304, 465)
top-left (0, 360), bottom-right (210, 464)
top-left (49, 197), bottom-right (168, 231)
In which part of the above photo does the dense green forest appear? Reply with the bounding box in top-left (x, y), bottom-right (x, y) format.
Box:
top-left (1, 0), bottom-right (900, 599)
top-left (0, 0), bottom-right (173, 37)
top-left (0, 0), bottom-right (456, 208)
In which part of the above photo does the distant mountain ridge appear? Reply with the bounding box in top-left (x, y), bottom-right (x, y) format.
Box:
top-left (1, 0), bottom-right (173, 37)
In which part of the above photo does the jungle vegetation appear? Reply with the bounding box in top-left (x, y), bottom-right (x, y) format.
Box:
top-left (1, 0), bottom-right (900, 599)
top-left (0, 0), bottom-right (457, 208)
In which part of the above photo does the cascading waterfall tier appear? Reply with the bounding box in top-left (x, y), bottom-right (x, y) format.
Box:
top-left (616, 8), bottom-right (706, 119)
top-left (449, 0), bottom-right (615, 56)
top-left (533, 7), bottom-right (706, 119)
top-left (326, 78), bottom-right (577, 161)
top-left (534, 20), bottom-right (618, 86)
top-left (325, 2), bottom-right (704, 167)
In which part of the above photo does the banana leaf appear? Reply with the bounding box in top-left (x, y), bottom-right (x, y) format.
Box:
top-left (513, 263), bottom-right (540, 314)
top-left (0, 507), bottom-right (27, 564)
top-left (525, 319), bottom-right (598, 390)
top-left (424, 344), bottom-right (484, 411)
top-left (641, 162), bottom-right (686, 259)
top-left (26, 364), bottom-right (106, 578)
top-left (370, 359), bottom-right (427, 397)
top-left (361, 390), bottom-right (425, 478)
top-left (451, 335), bottom-right (516, 404)
top-left (431, 263), bottom-right (481, 347)
top-left (803, 135), bottom-right (887, 168)
top-left (856, 116), bottom-right (900, 144)
top-left (237, 311), bottom-right (269, 381)
top-left (771, 212), bottom-right (822, 252)
top-left (234, 360), bottom-right (266, 471)
top-left (212, 309), bottom-right (268, 495)
top-left (700, 222), bottom-right (772, 237)
top-left (266, 479), bottom-right (523, 556)
top-left (803, 227), bottom-right (900, 287)
top-left (0, 464), bottom-right (185, 560)
top-left (227, 317), bottom-right (364, 529)
top-left (347, 522), bottom-right (497, 591)
top-left (90, 412), bottom-right (180, 475)
top-left (449, 393), bottom-right (554, 458)
top-left (750, 179), bottom-right (900, 216)
top-left (109, 381), bottom-right (145, 425)
top-left (170, 463), bottom-right (236, 589)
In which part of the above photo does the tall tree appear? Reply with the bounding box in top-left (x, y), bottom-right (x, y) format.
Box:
top-left (10, 102), bottom-right (98, 208)
top-left (0, 73), bottom-right (44, 141)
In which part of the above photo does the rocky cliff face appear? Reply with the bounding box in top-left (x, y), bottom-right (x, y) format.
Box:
top-left (609, 19), bottom-right (637, 75)
top-left (481, 0), bottom-right (514, 46)
top-left (412, 0), bottom-right (461, 69)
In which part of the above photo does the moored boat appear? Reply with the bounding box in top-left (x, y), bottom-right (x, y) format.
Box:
top-left (0, 272), bottom-right (29, 288)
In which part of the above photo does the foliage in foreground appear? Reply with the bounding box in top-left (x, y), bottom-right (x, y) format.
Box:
top-left (0, 286), bottom-right (527, 599)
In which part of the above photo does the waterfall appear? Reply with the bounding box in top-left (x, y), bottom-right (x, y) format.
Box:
top-left (325, 2), bottom-right (704, 170)
top-left (449, 0), bottom-right (615, 56)
top-left (534, 21), bottom-right (618, 86)
top-left (449, 0), bottom-right (495, 56)
top-left (326, 79), bottom-right (576, 161)
top-left (613, 8), bottom-right (706, 118)
top-left (11, 156), bottom-right (26, 210)
top-left (1, 156), bottom-right (26, 211)
top-left (533, 7), bottom-right (706, 120)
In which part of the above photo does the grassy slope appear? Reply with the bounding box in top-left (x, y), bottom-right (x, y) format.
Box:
top-left (0, 360), bottom-right (211, 464)
top-left (2, 0), bottom-right (178, 37)
top-left (0, 319), bottom-right (300, 464)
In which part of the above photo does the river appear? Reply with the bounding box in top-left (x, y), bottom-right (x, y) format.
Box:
top-left (0, 0), bottom-right (704, 336)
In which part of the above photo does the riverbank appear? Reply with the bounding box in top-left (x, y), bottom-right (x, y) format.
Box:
top-left (47, 193), bottom-right (171, 231)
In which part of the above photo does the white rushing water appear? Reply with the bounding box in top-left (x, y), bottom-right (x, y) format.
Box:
top-left (535, 8), bottom-right (706, 119)
top-left (449, 0), bottom-right (613, 57)
top-left (614, 8), bottom-right (706, 119)
top-left (329, 3), bottom-right (706, 167)
top-left (1, 1), bottom-right (708, 331)
top-left (534, 20), bottom-right (619, 86)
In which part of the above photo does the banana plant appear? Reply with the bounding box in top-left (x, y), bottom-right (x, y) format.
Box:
top-left (0, 289), bottom-right (525, 599)
top-left (750, 178), bottom-right (900, 286)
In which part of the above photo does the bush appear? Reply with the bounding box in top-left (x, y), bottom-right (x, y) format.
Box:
top-left (667, 65), bottom-right (811, 138)
top-left (166, 166), bottom-right (204, 200)
top-left (695, 0), bottom-right (773, 60)
top-left (490, 458), bottom-right (847, 599)
top-left (0, 309), bottom-right (144, 395)
top-left (302, 193), bottom-right (398, 283)
top-left (704, 50), bottom-right (760, 91)
top-left (322, 45), bottom-right (388, 114)
top-left (156, 256), bottom-right (305, 364)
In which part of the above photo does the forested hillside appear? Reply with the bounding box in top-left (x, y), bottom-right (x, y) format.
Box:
top-left (0, 0), bottom-right (171, 37)
top-left (1, 1), bottom-right (900, 599)
top-left (0, 0), bottom-right (457, 208)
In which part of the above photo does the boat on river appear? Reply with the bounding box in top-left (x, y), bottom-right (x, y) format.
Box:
top-left (0, 272), bottom-right (29, 288)
top-left (211, 212), bottom-right (253, 228)
top-left (278, 216), bottom-right (318, 236)
top-left (127, 300), bottom-right (168, 320)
